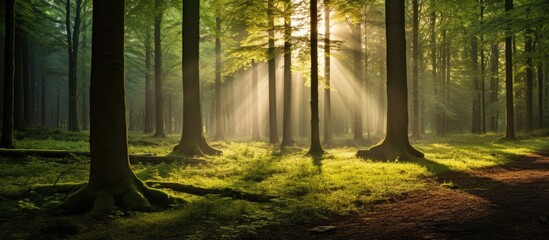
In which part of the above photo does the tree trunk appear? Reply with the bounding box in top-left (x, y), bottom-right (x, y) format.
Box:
top-left (490, 44), bottom-right (499, 132)
top-left (23, 37), bottom-right (32, 128)
top-left (41, 74), bottom-right (46, 127)
top-left (268, 0), bottom-right (279, 144)
top-left (62, 0), bottom-right (173, 216)
top-left (307, 0), bottom-right (324, 155)
top-left (251, 63), bottom-right (260, 141)
top-left (356, 0), bottom-right (423, 160)
top-left (504, 0), bottom-right (516, 140)
top-left (411, 0), bottom-right (420, 139)
top-left (174, 0), bottom-right (221, 156)
top-left (281, 0), bottom-right (294, 147)
top-left (538, 62), bottom-right (544, 129)
top-left (214, 9), bottom-right (224, 140)
top-left (525, 28), bottom-right (533, 132)
top-left (377, 61), bottom-right (385, 136)
top-left (352, 23), bottom-right (363, 141)
top-left (67, 0), bottom-right (82, 132)
top-left (14, 29), bottom-right (25, 131)
top-left (144, 28), bottom-right (153, 134)
top-left (323, 0), bottom-right (333, 146)
top-left (81, 33), bottom-right (89, 131)
top-left (153, 0), bottom-right (165, 137)
top-left (480, 0), bottom-right (486, 134)
top-left (1, 0), bottom-right (15, 148)
top-left (471, 36), bottom-right (481, 134)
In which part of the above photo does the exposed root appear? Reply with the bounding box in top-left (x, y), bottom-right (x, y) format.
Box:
top-left (356, 143), bottom-right (424, 161)
top-left (172, 138), bottom-right (222, 157)
top-left (59, 176), bottom-right (176, 218)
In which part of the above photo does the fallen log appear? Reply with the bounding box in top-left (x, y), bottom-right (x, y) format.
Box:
top-left (0, 149), bottom-right (206, 165)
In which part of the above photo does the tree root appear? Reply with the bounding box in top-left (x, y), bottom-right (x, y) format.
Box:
top-left (58, 176), bottom-right (176, 218)
top-left (356, 142), bottom-right (424, 161)
top-left (145, 181), bottom-right (276, 203)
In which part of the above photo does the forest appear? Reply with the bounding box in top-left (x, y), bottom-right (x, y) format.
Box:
top-left (1, 0), bottom-right (548, 239)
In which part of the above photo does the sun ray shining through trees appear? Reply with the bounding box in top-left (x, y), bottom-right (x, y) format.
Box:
top-left (1, 0), bottom-right (549, 238)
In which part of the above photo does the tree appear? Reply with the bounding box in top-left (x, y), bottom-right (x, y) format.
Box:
top-left (214, 6), bottom-right (224, 140)
top-left (66, 0), bottom-right (84, 132)
top-left (356, 0), bottom-right (423, 160)
top-left (524, 27), bottom-right (533, 132)
top-left (280, 0), bottom-right (294, 148)
top-left (1, 0), bottom-right (15, 149)
top-left (61, 0), bottom-right (172, 215)
top-left (173, 0), bottom-right (221, 156)
top-left (503, 0), bottom-right (516, 140)
top-left (411, 0), bottom-right (420, 139)
top-left (154, 0), bottom-right (165, 137)
top-left (307, 0), bottom-right (324, 156)
top-left (267, 0), bottom-right (279, 144)
top-left (323, 0), bottom-right (333, 146)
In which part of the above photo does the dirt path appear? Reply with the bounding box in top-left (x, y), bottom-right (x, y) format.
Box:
top-left (287, 152), bottom-right (549, 240)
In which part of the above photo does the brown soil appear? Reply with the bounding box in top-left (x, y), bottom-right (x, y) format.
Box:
top-left (278, 152), bottom-right (549, 240)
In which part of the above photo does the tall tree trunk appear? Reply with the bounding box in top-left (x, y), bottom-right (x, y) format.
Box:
top-left (504, 0), bottom-right (516, 140)
top-left (430, 2), bottom-right (441, 136)
top-left (411, 0), bottom-right (420, 139)
top-left (471, 36), bottom-right (481, 134)
top-left (267, 0), bottom-right (278, 144)
top-left (14, 29), bottom-right (24, 131)
top-left (62, 0), bottom-right (172, 215)
top-left (480, 0), bottom-right (486, 133)
top-left (174, 0), bottom-right (221, 156)
top-left (377, 61), bottom-right (385, 136)
top-left (1, 0), bottom-right (15, 148)
top-left (525, 28), bottom-right (533, 132)
top-left (214, 9), bottom-right (224, 140)
top-left (144, 28), bottom-right (153, 134)
top-left (23, 38), bottom-right (32, 128)
top-left (153, 0), bottom-right (165, 137)
top-left (352, 23), bottom-right (363, 141)
top-left (308, 0), bottom-right (324, 155)
top-left (56, 87), bottom-right (60, 128)
top-left (323, 0), bottom-right (333, 145)
top-left (41, 75), bottom-right (46, 127)
top-left (538, 62), bottom-right (544, 129)
top-left (251, 63), bottom-right (260, 141)
top-left (67, 0), bottom-right (82, 132)
top-left (490, 44), bottom-right (499, 132)
top-left (226, 76), bottom-right (235, 136)
top-left (80, 33), bottom-right (88, 131)
top-left (356, 0), bottom-right (423, 160)
top-left (281, 0), bottom-right (294, 147)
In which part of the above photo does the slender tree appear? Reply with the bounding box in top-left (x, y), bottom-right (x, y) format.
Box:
top-left (411, 0), bottom-right (420, 139)
top-left (504, 0), bottom-right (516, 140)
top-left (144, 27), bottom-right (153, 134)
top-left (1, 0), bottom-right (15, 149)
top-left (308, 0), bottom-right (324, 155)
top-left (214, 7), bottom-right (224, 140)
top-left (61, 0), bottom-right (172, 215)
top-left (352, 21), bottom-right (363, 141)
top-left (489, 43), bottom-right (499, 132)
top-left (525, 27), bottom-right (534, 132)
top-left (267, 0), bottom-right (279, 144)
top-left (66, 0), bottom-right (83, 132)
top-left (153, 0), bottom-right (165, 137)
top-left (251, 62), bottom-right (260, 141)
top-left (323, 0), bottom-right (333, 145)
top-left (173, 0), bottom-right (221, 156)
top-left (281, 0), bottom-right (294, 147)
top-left (356, 0), bottom-right (423, 160)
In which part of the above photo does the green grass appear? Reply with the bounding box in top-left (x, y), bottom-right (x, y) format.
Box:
top-left (1, 129), bottom-right (549, 239)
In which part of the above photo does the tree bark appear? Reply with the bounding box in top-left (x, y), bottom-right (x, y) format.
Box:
top-left (1, 0), bottom-right (15, 148)
top-left (504, 0), bottom-right (516, 140)
top-left (281, 0), bottom-right (294, 147)
top-left (153, 0), bottom-right (165, 137)
top-left (525, 28), bottom-right (533, 132)
top-left (489, 44), bottom-right (499, 132)
top-left (307, 0), bottom-right (324, 155)
top-left (144, 28), bottom-right (153, 134)
top-left (411, 0), bottom-right (420, 139)
top-left (14, 29), bottom-right (24, 131)
top-left (174, 0), bottom-right (221, 157)
top-left (352, 22), bottom-right (363, 141)
top-left (61, 0), bottom-right (173, 216)
top-left (356, 0), bottom-right (423, 160)
top-left (67, 0), bottom-right (82, 132)
top-left (214, 9), bottom-right (224, 140)
top-left (323, 0), bottom-right (333, 146)
top-left (471, 36), bottom-right (481, 134)
top-left (267, 0), bottom-right (279, 144)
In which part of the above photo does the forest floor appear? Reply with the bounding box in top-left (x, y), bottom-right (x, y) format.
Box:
top-left (1, 129), bottom-right (549, 239)
top-left (279, 151), bottom-right (549, 240)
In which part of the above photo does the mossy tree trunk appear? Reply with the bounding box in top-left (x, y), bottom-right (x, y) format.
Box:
top-left (356, 0), bottom-right (423, 160)
top-left (153, 0), bottom-right (165, 138)
top-left (281, 0), bottom-right (294, 148)
top-left (173, 0), bottom-right (221, 157)
top-left (1, 0), bottom-right (15, 149)
top-left (61, 0), bottom-right (172, 216)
